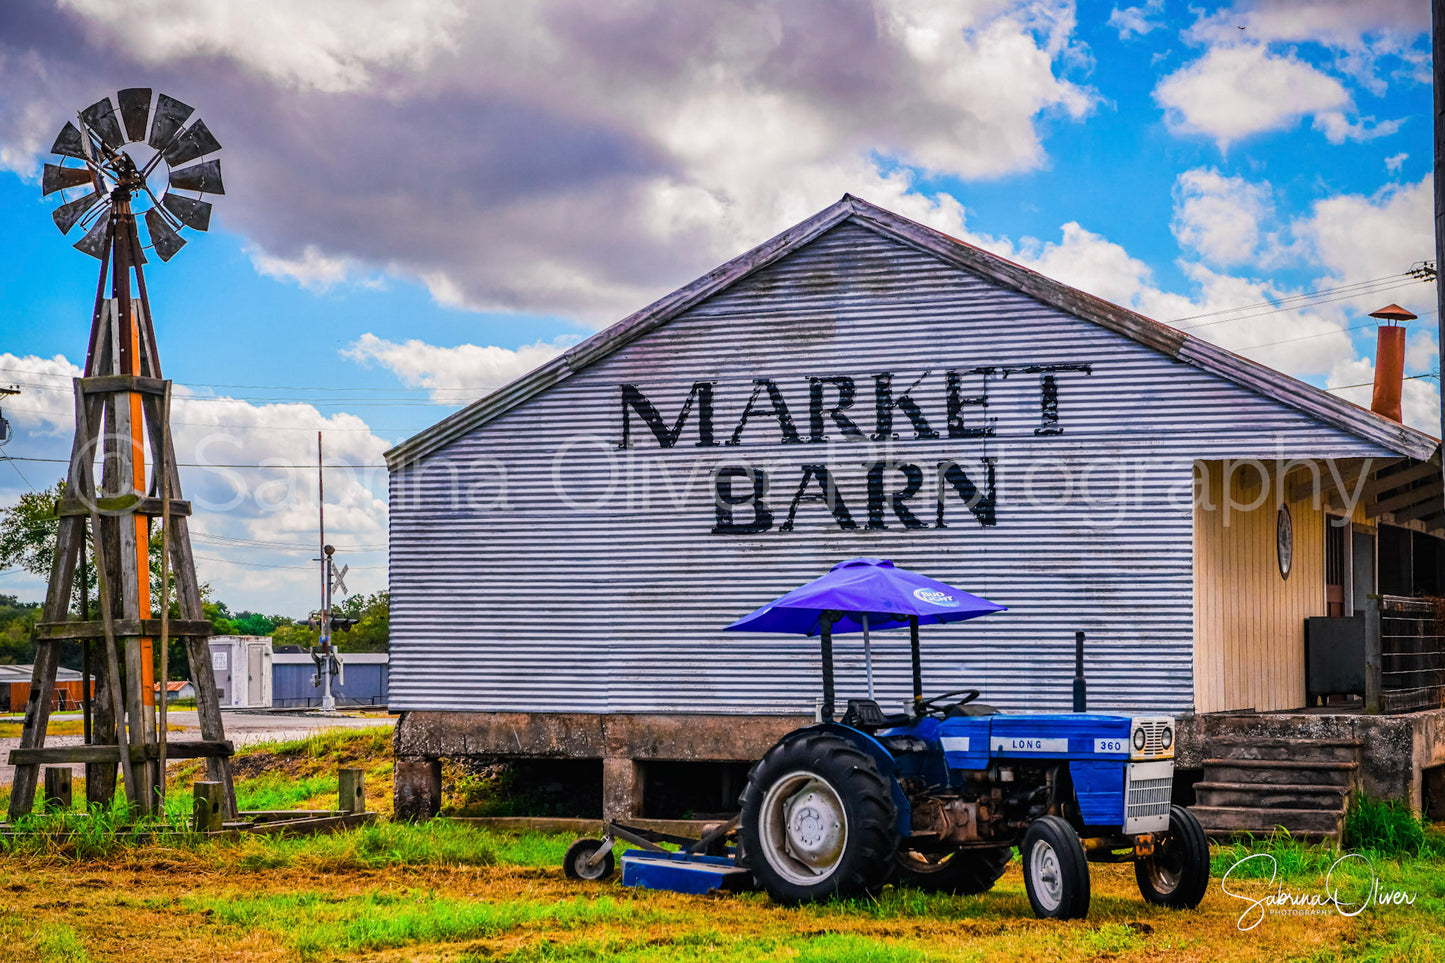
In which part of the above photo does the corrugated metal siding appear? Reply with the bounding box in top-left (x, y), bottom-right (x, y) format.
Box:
top-left (273, 661), bottom-right (389, 708)
top-left (389, 223), bottom-right (1395, 716)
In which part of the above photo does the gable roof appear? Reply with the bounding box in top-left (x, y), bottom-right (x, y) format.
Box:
top-left (387, 195), bottom-right (1438, 469)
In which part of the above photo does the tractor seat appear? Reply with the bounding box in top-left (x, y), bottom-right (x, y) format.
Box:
top-left (840, 698), bottom-right (911, 731)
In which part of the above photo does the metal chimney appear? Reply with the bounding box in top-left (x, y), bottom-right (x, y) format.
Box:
top-left (1369, 303), bottom-right (1416, 423)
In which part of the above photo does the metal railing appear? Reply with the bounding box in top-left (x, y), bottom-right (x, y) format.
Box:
top-left (1367, 595), bottom-right (1445, 713)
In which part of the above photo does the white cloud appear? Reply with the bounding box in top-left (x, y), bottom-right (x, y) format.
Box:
top-left (58, 0), bottom-right (468, 93)
top-left (2, 0), bottom-right (1098, 323)
top-left (1187, 0), bottom-right (1428, 93)
top-left (1312, 112), bottom-right (1403, 145)
top-left (249, 243), bottom-right (357, 291)
top-left (1107, 1), bottom-right (1163, 40)
top-left (1171, 168), bottom-right (1276, 267)
top-left (1155, 43), bottom-right (1352, 148)
top-left (342, 333), bottom-right (578, 404)
top-left (1385, 152), bottom-right (1408, 173)
top-left (1297, 175), bottom-right (1435, 296)
top-left (0, 352), bottom-right (392, 614)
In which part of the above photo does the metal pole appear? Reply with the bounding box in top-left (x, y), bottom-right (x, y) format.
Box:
top-left (318, 432), bottom-right (334, 713)
top-left (322, 547), bottom-right (335, 712)
top-left (909, 615), bottom-right (923, 712)
top-left (819, 615), bottom-right (835, 723)
top-left (1436, 0), bottom-right (1445, 484)
top-left (862, 613), bottom-right (874, 700)
top-left (1073, 631), bottom-right (1087, 712)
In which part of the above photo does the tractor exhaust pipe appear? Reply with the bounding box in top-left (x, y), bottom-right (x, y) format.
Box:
top-left (1073, 631), bottom-right (1087, 712)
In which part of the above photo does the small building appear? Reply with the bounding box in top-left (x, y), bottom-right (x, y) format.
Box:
top-left (208, 635), bottom-right (273, 709)
top-left (156, 680), bottom-right (196, 703)
top-left (0, 663), bottom-right (86, 712)
top-left (272, 651), bottom-right (390, 709)
top-left (385, 196), bottom-right (1445, 829)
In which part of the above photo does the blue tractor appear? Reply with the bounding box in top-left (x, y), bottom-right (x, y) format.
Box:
top-left (737, 693), bottom-right (1208, 918)
top-left (566, 559), bottom-right (1209, 919)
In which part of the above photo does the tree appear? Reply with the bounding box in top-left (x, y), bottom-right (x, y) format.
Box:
top-left (268, 592), bottom-right (388, 652)
top-left (0, 594), bottom-right (40, 665)
top-left (0, 480), bottom-right (93, 615)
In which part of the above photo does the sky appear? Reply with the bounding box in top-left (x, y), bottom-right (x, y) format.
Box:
top-left (0, 0), bottom-right (1439, 615)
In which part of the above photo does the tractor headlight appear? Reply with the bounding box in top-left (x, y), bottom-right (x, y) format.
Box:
top-left (1161, 726), bottom-right (1174, 751)
top-left (1132, 726), bottom-right (1147, 751)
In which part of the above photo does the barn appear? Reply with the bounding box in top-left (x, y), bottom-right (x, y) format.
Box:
top-left (385, 196), bottom-right (1445, 830)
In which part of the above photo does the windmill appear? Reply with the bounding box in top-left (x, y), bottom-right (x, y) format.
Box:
top-left (8, 89), bottom-right (235, 821)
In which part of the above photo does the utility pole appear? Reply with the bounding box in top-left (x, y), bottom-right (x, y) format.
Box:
top-left (1436, 0), bottom-right (1445, 481)
top-left (315, 432), bottom-right (335, 713)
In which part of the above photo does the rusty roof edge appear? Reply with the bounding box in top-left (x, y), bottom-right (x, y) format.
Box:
top-left (844, 196), bottom-right (1439, 463)
top-left (1176, 337), bottom-right (1439, 461)
top-left (385, 197), bottom-right (860, 470)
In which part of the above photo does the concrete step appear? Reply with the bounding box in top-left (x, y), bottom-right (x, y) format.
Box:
top-left (1190, 805), bottom-right (1344, 840)
top-left (1193, 781), bottom-right (1349, 811)
top-left (1205, 737), bottom-right (1362, 763)
top-left (1202, 758), bottom-right (1358, 787)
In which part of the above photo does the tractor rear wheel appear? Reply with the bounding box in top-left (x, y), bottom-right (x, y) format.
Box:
top-left (1021, 816), bottom-right (1091, 919)
top-left (1136, 805), bottom-right (1210, 909)
top-left (739, 732), bottom-right (898, 904)
top-left (895, 846), bottom-right (1012, 894)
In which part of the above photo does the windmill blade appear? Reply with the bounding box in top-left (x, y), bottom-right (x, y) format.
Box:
top-left (145, 208), bottom-right (186, 262)
top-left (117, 87), bottom-right (153, 143)
top-left (51, 122), bottom-right (88, 160)
top-left (42, 163), bottom-right (95, 196)
top-left (80, 97), bottom-right (126, 151)
top-left (161, 192), bottom-right (212, 231)
top-left (72, 214), bottom-right (113, 259)
top-left (147, 93), bottom-right (195, 150)
top-left (169, 159), bottom-right (225, 194)
top-left (52, 190), bottom-right (102, 233)
top-left (161, 117), bottom-right (222, 167)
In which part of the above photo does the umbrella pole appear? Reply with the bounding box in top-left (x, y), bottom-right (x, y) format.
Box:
top-left (862, 614), bottom-right (874, 700)
top-left (819, 617), bottom-right (836, 722)
top-left (909, 615), bottom-right (923, 712)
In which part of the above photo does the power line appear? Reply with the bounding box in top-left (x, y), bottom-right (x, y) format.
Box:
top-left (0, 456), bottom-right (388, 469)
top-left (1326, 371), bottom-right (1440, 392)
top-left (1170, 273), bottom-right (1426, 328)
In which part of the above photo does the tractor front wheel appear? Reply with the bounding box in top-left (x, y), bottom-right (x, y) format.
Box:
top-left (1021, 816), bottom-right (1091, 919)
top-left (739, 732), bottom-right (898, 904)
top-left (1136, 805), bottom-right (1210, 909)
top-left (895, 846), bottom-right (1012, 894)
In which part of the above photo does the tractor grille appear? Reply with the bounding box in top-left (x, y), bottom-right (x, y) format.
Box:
top-left (1134, 719), bottom-right (1172, 759)
top-left (1127, 776), bottom-right (1172, 822)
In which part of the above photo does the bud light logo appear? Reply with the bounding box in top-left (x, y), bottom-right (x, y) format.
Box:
top-left (913, 588), bottom-right (958, 607)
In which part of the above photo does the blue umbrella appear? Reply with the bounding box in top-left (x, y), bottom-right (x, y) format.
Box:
top-left (725, 558), bottom-right (1005, 715)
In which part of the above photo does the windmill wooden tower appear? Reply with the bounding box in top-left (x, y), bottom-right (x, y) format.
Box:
top-left (8, 89), bottom-right (235, 820)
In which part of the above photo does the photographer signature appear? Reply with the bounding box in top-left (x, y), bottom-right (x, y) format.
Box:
top-left (1221, 853), bottom-right (1417, 931)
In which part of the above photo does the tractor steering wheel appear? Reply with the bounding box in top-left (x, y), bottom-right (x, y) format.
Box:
top-left (919, 689), bottom-right (981, 714)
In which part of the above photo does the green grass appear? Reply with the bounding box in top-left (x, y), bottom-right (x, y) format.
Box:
top-left (244, 725), bottom-right (393, 761)
top-left (1344, 795), bottom-right (1437, 857)
top-left (29, 923), bottom-right (94, 963)
top-left (185, 889), bottom-right (661, 962)
top-left (234, 772), bottom-right (337, 811)
top-left (486, 932), bottom-right (940, 963)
